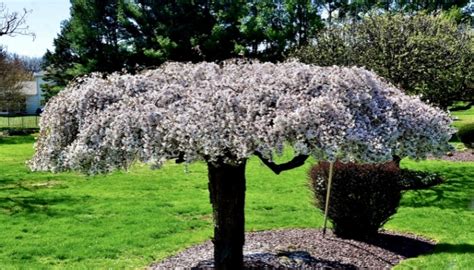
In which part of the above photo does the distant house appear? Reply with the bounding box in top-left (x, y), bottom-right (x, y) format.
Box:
top-left (0, 72), bottom-right (45, 115)
top-left (24, 72), bottom-right (46, 115)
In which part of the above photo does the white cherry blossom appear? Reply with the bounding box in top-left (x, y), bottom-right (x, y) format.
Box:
top-left (29, 61), bottom-right (454, 174)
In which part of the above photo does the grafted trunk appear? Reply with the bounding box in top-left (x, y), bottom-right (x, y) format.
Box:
top-left (208, 160), bottom-right (246, 270)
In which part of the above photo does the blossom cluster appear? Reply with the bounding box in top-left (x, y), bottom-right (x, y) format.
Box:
top-left (29, 61), bottom-right (454, 174)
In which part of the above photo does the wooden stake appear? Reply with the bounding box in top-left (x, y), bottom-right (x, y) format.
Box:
top-left (323, 161), bottom-right (334, 237)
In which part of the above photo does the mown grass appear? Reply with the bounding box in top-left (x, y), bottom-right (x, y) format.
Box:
top-left (0, 135), bottom-right (323, 269)
top-left (0, 134), bottom-right (473, 269)
top-left (451, 106), bottom-right (474, 128)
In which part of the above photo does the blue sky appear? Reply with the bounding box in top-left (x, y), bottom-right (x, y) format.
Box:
top-left (0, 0), bottom-right (71, 57)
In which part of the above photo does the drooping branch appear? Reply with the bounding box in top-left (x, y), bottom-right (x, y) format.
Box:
top-left (255, 151), bottom-right (309, 175)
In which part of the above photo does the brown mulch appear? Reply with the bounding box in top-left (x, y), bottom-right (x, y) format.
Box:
top-left (430, 150), bottom-right (474, 162)
top-left (150, 229), bottom-right (436, 269)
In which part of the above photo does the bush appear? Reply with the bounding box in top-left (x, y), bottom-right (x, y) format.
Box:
top-left (457, 123), bottom-right (474, 148)
top-left (309, 161), bottom-right (402, 239)
top-left (292, 13), bottom-right (473, 109)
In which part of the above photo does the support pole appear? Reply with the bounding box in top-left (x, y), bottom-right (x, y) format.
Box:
top-left (323, 161), bottom-right (335, 237)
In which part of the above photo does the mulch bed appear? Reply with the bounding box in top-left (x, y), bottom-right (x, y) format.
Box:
top-left (431, 149), bottom-right (474, 162)
top-left (150, 228), bottom-right (436, 269)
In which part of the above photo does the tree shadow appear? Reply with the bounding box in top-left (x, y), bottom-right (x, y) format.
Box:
top-left (400, 165), bottom-right (474, 210)
top-left (363, 232), bottom-right (436, 258)
top-left (432, 243), bottom-right (474, 254)
top-left (0, 175), bottom-right (83, 216)
top-left (192, 251), bottom-right (357, 269)
top-left (0, 195), bottom-right (85, 216)
top-left (0, 134), bottom-right (36, 145)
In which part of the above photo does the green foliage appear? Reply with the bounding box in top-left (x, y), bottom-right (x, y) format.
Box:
top-left (457, 123), bottom-right (474, 148)
top-left (42, 0), bottom-right (324, 99)
top-left (293, 13), bottom-right (474, 108)
top-left (309, 161), bottom-right (402, 239)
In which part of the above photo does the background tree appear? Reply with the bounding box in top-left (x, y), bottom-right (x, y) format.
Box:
top-left (30, 62), bottom-right (453, 269)
top-left (42, 20), bottom-right (81, 100)
top-left (0, 49), bottom-right (31, 113)
top-left (0, 2), bottom-right (34, 113)
top-left (11, 54), bottom-right (43, 73)
top-left (292, 12), bottom-right (473, 108)
top-left (42, 0), bottom-right (324, 99)
top-left (318, 0), bottom-right (472, 23)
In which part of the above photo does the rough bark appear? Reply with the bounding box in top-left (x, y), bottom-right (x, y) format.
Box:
top-left (208, 160), bottom-right (247, 270)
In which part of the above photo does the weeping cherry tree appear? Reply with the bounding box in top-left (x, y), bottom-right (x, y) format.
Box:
top-left (30, 61), bottom-right (453, 269)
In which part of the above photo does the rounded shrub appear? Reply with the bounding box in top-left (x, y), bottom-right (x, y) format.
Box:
top-left (457, 123), bottom-right (474, 149)
top-left (309, 161), bottom-right (402, 240)
top-left (292, 13), bottom-right (473, 109)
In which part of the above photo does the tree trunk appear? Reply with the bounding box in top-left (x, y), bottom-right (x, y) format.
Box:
top-left (208, 160), bottom-right (247, 270)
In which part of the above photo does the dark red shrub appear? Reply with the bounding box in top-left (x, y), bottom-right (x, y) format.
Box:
top-left (309, 161), bottom-right (402, 239)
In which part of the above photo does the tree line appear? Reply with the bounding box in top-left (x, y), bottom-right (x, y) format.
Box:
top-left (42, 0), bottom-right (473, 105)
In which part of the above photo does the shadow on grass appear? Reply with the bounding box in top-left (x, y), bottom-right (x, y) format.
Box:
top-left (400, 165), bottom-right (474, 210)
top-left (0, 195), bottom-right (87, 216)
top-left (433, 243), bottom-right (474, 254)
top-left (0, 135), bottom-right (36, 145)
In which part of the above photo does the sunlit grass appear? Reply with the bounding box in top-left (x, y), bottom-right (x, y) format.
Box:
top-left (0, 135), bottom-right (321, 268)
top-left (0, 132), bottom-right (472, 268)
top-left (451, 106), bottom-right (474, 128)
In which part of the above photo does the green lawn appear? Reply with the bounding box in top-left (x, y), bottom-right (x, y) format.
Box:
top-left (0, 134), bottom-right (473, 269)
top-left (451, 106), bottom-right (474, 128)
top-left (0, 116), bottom-right (39, 129)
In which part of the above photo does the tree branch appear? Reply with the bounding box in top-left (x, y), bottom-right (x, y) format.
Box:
top-left (255, 151), bottom-right (309, 175)
top-left (175, 152), bottom-right (185, 164)
top-left (0, 6), bottom-right (35, 38)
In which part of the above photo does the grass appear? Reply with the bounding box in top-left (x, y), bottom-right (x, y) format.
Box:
top-left (451, 106), bottom-right (474, 129)
top-left (0, 116), bottom-right (39, 129)
top-left (0, 135), bottom-right (473, 269)
top-left (0, 106), bottom-right (472, 269)
top-left (0, 135), bottom-right (322, 269)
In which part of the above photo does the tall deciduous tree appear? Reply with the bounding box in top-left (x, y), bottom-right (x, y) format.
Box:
top-left (0, 49), bottom-right (31, 113)
top-left (293, 13), bottom-right (474, 108)
top-left (30, 61), bottom-right (453, 269)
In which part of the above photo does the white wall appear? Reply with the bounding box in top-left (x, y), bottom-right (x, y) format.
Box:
top-left (24, 73), bottom-right (45, 115)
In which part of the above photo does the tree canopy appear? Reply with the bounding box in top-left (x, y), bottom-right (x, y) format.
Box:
top-left (292, 12), bottom-right (474, 108)
top-left (31, 61), bottom-right (453, 172)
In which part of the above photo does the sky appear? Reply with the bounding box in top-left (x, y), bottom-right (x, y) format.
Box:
top-left (0, 0), bottom-right (71, 57)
